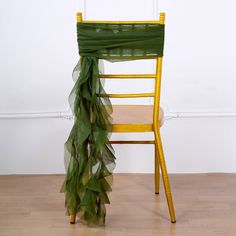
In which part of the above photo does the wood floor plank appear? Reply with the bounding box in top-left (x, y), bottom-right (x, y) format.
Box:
top-left (0, 174), bottom-right (236, 236)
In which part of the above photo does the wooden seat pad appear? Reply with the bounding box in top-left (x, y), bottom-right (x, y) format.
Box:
top-left (111, 105), bottom-right (164, 128)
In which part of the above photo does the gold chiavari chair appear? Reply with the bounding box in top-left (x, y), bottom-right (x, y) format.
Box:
top-left (70, 12), bottom-right (176, 224)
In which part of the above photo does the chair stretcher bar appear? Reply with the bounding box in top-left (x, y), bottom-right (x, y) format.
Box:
top-left (98, 74), bottom-right (156, 79)
top-left (109, 140), bottom-right (155, 144)
top-left (78, 19), bottom-right (160, 25)
top-left (99, 93), bottom-right (155, 98)
top-left (76, 12), bottom-right (165, 25)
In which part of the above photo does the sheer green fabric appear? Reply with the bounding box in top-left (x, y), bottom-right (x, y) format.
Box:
top-left (60, 22), bottom-right (165, 226)
top-left (77, 23), bottom-right (164, 59)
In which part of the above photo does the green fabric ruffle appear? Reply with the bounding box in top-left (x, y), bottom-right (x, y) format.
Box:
top-left (60, 22), bottom-right (164, 226)
top-left (60, 56), bottom-right (115, 226)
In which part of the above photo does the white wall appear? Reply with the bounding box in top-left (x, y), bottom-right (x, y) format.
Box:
top-left (0, 0), bottom-right (79, 113)
top-left (159, 0), bottom-right (236, 113)
top-left (1, 0), bottom-right (236, 174)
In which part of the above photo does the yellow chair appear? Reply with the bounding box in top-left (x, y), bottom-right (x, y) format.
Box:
top-left (71, 12), bottom-right (176, 224)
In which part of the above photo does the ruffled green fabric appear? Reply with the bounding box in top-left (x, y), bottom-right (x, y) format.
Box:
top-left (60, 22), bottom-right (165, 226)
top-left (60, 56), bottom-right (115, 226)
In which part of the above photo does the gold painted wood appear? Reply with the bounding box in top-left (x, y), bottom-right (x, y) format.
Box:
top-left (151, 12), bottom-right (176, 223)
top-left (76, 11), bottom-right (160, 24)
top-left (99, 93), bottom-right (155, 98)
top-left (70, 215), bottom-right (76, 224)
top-left (98, 74), bottom-right (156, 79)
top-left (154, 144), bottom-right (160, 194)
top-left (76, 12), bottom-right (165, 24)
top-left (81, 20), bottom-right (161, 24)
top-left (73, 11), bottom-right (176, 224)
top-left (109, 140), bottom-right (155, 144)
top-left (112, 124), bottom-right (153, 132)
top-left (77, 12), bottom-right (82, 23)
top-left (151, 12), bottom-right (176, 221)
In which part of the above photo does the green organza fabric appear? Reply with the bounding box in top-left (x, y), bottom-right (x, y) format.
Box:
top-left (60, 22), bottom-right (165, 226)
top-left (77, 23), bottom-right (164, 59)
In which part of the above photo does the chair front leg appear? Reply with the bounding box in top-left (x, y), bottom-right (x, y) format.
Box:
top-left (155, 130), bottom-right (176, 223)
top-left (154, 144), bottom-right (160, 194)
top-left (70, 214), bottom-right (76, 224)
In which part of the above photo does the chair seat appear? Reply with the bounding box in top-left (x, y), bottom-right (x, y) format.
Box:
top-left (111, 105), bottom-right (164, 132)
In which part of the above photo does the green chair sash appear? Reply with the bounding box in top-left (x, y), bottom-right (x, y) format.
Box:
top-left (60, 22), bottom-right (165, 226)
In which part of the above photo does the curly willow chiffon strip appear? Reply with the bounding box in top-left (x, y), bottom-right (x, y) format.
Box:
top-left (60, 22), bottom-right (165, 226)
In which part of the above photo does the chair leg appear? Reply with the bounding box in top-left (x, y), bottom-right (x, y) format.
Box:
top-left (154, 144), bottom-right (160, 194)
top-left (155, 130), bottom-right (176, 223)
top-left (70, 214), bottom-right (76, 224)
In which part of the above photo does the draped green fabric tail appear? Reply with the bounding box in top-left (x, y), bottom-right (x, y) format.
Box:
top-left (60, 22), bottom-right (165, 226)
top-left (60, 56), bottom-right (115, 226)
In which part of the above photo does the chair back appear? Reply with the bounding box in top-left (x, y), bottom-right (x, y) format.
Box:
top-left (76, 12), bottom-right (166, 129)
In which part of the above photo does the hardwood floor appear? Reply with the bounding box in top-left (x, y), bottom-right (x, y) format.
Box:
top-left (0, 174), bottom-right (236, 236)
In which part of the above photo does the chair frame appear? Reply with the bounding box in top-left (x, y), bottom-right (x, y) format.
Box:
top-left (70, 12), bottom-right (176, 224)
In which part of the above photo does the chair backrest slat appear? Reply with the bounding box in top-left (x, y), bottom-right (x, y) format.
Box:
top-left (98, 74), bottom-right (156, 79)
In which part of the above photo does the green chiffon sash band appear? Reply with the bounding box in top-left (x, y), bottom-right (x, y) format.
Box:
top-left (61, 22), bottom-right (165, 226)
top-left (77, 23), bottom-right (165, 59)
